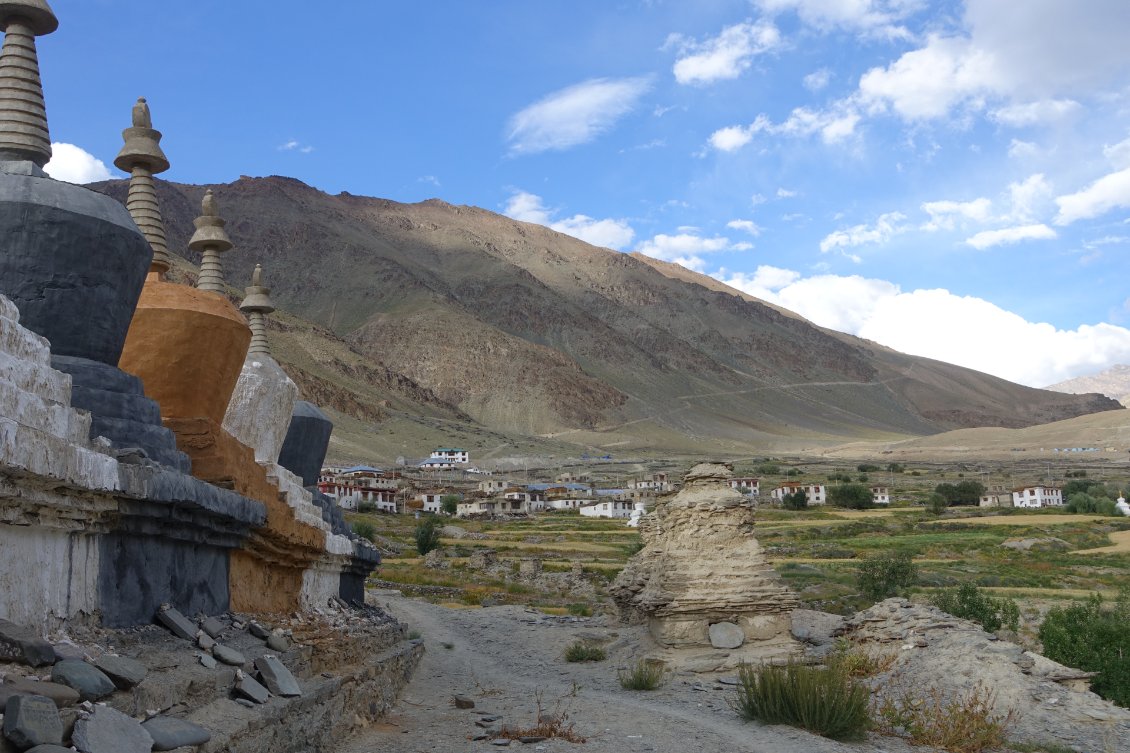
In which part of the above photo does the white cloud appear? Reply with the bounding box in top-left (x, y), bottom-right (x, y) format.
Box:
top-left (803, 68), bottom-right (831, 91)
top-left (965, 223), bottom-right (1057, 250)
top-left (709, 123), bottom-right (758, 152)
top-left (920, 197), bottom-right (992, 231)
top-left (1054, 166), bottom-right (1130, 225)
top-left (669, 21), bottom-right (781, 86)
top-left (715, 267), bottom-right (1130, 387)
top-left (278, 139), bottom-right (314, 153)
top-left (709, 105), bottom-right (860, 151)
top-left (44, 143), bottom-right (114, 184)
top-left (1007, 139), bottom-right (1038, 160)
top-left (636, 233), bottom-right (732, 261)
top-left (727, 219), bottom-right (763, 236)
top-left (859, 35), bottom-right (996, 120)
top-left (417, 175), bottom-right (441, 187)
top-left (776, 187), bottom-right (798, 198)
top-left (1103, 135), bottom-right (1130, 169)
top-left (503, 190), bottom-right (635, 250)
top-left (1006, 173), bottom-right (1053, 222)
top-left (755, 0), bottom-right (920, 38)
top-left (819, 211), bottom-right (907, 252)
top-left (990, 99), bottom-right (1081, 127)
top-left (506, 77), bottom-right (651, 155)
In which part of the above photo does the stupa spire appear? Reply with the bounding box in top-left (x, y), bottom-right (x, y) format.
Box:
top-left (0, 0), bottom-right (58, 168)
top-left (190, 189), bottom-right (233, 292)
top-left (239, 264), bottom-right (275, 356)
top-left (114, 97), bottom-right (172, 276)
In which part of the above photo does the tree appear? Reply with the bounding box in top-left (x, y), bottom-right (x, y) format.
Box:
top-left (414, 517), bottom-right (441, 555)
top-left (934, 480), bottom-right (985, 506)
top-left (931, 583), bottom-right (1019, 632)
top-left (440, 494), bottom-right (460, 515)
top-left (856, 551), bottom-right (917, 601)
top-left (782, 490), bottom-right (808, 510)
top-left (828, 483), bottom-right (873, 509)
top-left (927, 493), bottom-right (948, 515)
top-left (1040, 590), bottom-right (1130, 706)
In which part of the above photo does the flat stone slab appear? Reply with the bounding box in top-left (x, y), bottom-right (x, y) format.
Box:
top-left (200, 617), bottom-right (225, 639)
top-left (198, 634), bottom-right (216, 650)
top-left (92, 655), bottom-right (147, 690)
top-left (0, 680), bottom-right (80, 709)
top-left (0, 620), bottom-right (55, 667)
top-left (254, 656), bottom-right (301, 697)
top-left (212, 644), bottom-right (246, 666)
top-left (3, 694), bottom-right (64, 748)
top-left (248, 622), bottom-right (270, 639)
top-left (141, 716), bottom-right (211, 751)
top-left (266, 634), bottom-right (289, 652)
top-left (198, 654), bottom-right (217, 669)
top-left (155, 606), bottom-right (196, 641)
top-left (72, 706), bottom-right (153, 753)
top-left (51, 660), bottom-right (116, 701)
top-left (708, 621), bottom-right (745, 650)
top-left (233, 674), bottom-right (269, 704)
top-left (26, 746), bottom-right (75, 753)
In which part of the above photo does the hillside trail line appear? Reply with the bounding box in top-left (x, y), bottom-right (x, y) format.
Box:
top-left (338, 594), bottom-right (909, 753)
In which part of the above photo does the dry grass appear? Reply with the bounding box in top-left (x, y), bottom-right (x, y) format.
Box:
top-left (1076, 529), bottom-right (1130, 555)
top-left (918, 514), bottom-right (1108, 526)
top-left (874, 683), bottom-right (1017, 753)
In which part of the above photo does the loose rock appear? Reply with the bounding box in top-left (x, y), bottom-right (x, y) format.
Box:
top-left (3, 694), bottom-right (64, 749)
top-left (254, 656), bottom-right (301, 697)
top-left (0, 620), bottom-right (55, 667)
top-left (91, 655), bottom-right (146, 690)
top-left (141, 716), bottom-right (211, 751)
top-left (708, 622), bottom-right (745, 650)
top-left (248, 622), bottom-right (270, 640)
top-left (50, 660), bottom-right (115, 701)
top-left (452, 694), bottom-right (475, 709)
top-left (72, 706), bottom-right (153, 753)
top-left (233, 674), bottom-right (269, 704)
top-left (0, 681), bottom-right (79, 709)
top-left (212, 644), bottom-right (246, 667)
top-left (155, 606), bottom-right (196, 641)
top-left (265, 634), bottom-right (289, 652)
top-left (200, 617), bottom-right (225, 639)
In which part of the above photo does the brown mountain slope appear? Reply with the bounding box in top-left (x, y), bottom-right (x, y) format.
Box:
top-left (91, 176), bottom-right (1121, 454)
top-left (1047, 364), bottom-right (1130, 406)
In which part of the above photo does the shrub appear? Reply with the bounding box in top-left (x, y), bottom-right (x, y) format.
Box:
top-left (927, 492), bottom-right (949, 515)
top-left (827, 640), bottom-right (897, 678)
top-left (829, 483), bottom-right (873, 509)
top-left (357, 500), bottom-right (377, 514)
top-left (857, 464), bottom-right (881, 472)
top-left (856, 551), bottom-right (917, 601)
top-left (564, 641), bottom-right (606, 662)
top-left (414, 517), bottom-right (441, 555)
top-left (351, 521), bottom-right (376, 542)
top-left (887, 463), bottom-right (903, 473)
top-left (566, 603), bottom-right (592, 617)
top-left (874, 683), bottom-right (1015, 753)
top-left (732, 661), bottom-right (870, 741)
top-left (782, 490), bottom-right (808, 510)
top-left (618, 659), bottom-right (666, 690)
top-left (931, 583), bottom-right (1019, 633)
top-left (757, 463), bottom-right (781, 475)
top-left (440, 494), bottom-right (460, 515)
top-left (935, 481), bottom-right (985, 506)
top-left (1039, 590), bottom-right (1130, 707)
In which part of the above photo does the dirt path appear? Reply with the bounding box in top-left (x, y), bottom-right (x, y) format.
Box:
top-left (338, 594), bottom-right (913, 753)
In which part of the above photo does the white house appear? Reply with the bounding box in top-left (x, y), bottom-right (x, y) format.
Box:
top-left (416, 491), bottom-right (448, 514)
top-left (870, 486), bottom-right (890, 505)
top-left (580, 499), bottom-right (634, 519)
top-left (478, 478), bottom-right (510, 494)
top-left (979, 486), bottom-right (1013, 508)
top-left (1012, 485), bottom-right (1063, 508)
top-left (628, 472), bottom-right (671, 493)
top-left (430, 447), bottom-right (469, 464)
top-left (729, 477), bottom-right (760, 496)
top-left (770, 484), bottom-right (826, 506)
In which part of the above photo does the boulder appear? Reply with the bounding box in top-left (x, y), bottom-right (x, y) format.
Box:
top-left (50, 660), bottom-right (115, 701)
top-left (254, 656), bottom-right (301, 697)
top-left (91, 655), bottom-right (147, 690)
top-left (708, 622), bottom-right (745, 649)
top-left (155, 606), bottom-right (196, 641)
top-left (3, 694), bottom-right (64, 749)
top-left (212, 644), bottom-right (246, 667)
top-left (141, 716), bottom-right (211, 751)
top-left (0, 621), bottom-right (54, 667)
top-left (72, 706), bottom-right (152, 753)
top-left (0, 681), bottom-right (79, 709)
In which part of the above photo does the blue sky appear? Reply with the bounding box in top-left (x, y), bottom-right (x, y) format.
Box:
top-left (39, 0), bottom-right (1130, 388)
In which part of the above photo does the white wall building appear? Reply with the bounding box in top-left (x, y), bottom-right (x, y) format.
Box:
top-left (870, 486), bottom-right (890, 505)
top-left (430, 447), bottom-right (469, 464)
top-left (770, 484), bottom-right (827, 506)
top-left (580, 499), bottom-right (634, 519)
top-left (1012, 485), bottom-right (1063, 508)
top-left (729, 477), bottom-right (760, 495)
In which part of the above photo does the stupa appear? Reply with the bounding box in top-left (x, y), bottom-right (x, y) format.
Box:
top-left (611, 463), bottom-right (798, 663)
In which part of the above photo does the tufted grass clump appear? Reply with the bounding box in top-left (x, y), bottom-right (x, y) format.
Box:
top-left (618, 659), bottom-right (666, 690)
top-left (874, 683), bottom-right (1015, 753)
top-left (732, 661), bottom-right (871, 741)
top-left (563, 641), bottom-right (606, 663)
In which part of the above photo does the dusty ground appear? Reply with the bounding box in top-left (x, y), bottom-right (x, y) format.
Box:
top-left (338, 593), bottom-right (919, 753)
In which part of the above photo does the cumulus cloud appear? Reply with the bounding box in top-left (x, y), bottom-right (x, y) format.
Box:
top-left (965, 223), bottom-right (1057, 250)
top-left (506, 77), bottom-right (652, 155)
top-left (755, 0), bottom-right (919, 38)
top-left (44, 143), bottom-right (114, 184)
top-left (859, 35), bottom-right (996, 120)
top-left (668, 21), bottom-right (781, 86)
top-left (1006, 173), bottom-right (1053, 222)
top-left (278, 139), bottom-right (314, 153)
top-left (636, 233), bottom-right (731, 260)
top-left (803, 68), bottom-right (831, 91)
top-left (504, 190), bottom-right (635, 249)
top-left (920, 198), bottom-right (992, 231)
top-left (1054, 166), bottom-right (1130, 226)
top-left (990, 99), bottom-right (1081, 127)
top-left (727, 219), bottom-right (763, 236)
top-left (819, 211), bottom-right (907, 253)
top-left (709, 105), bottom-right (860, 151)
top-left (714, 266), bottom-right (1130, 386)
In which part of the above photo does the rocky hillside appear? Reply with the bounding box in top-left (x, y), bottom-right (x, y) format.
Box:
top-left (1047, 364), bottom-right (1130, 406)
top-left (92, 176), bottom-right (1122, 456)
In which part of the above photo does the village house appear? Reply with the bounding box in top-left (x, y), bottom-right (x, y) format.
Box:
top-left (478, 478), bottom-right (510, 494)
top-left (1012, 485), bottom-right (1064, 508)
top-left (871, 486), bottom-right (890, 505)
top-left (728, 477), bottom-right (760, 495)
top-left (580, 498), bottom-right (635, 519)
top-left (317, 465), bottom-right (398, 512)
top-left (504, 488), bottom-right (546, 513)
top-left (628, 472), bottom-right (671, 493)
top-left (430, 447), bottom-right (469, 464)
top-left (770, 483), bottom-right (827, 506)
top-left (979, 485), bottom-right (1013, 508)
top-left (415, 490), bottom-right (454, 514)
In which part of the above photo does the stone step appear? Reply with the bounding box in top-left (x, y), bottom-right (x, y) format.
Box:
top-left (52, 355), bottom-right (145, 396)
top-left (87, 414), bottom-right (192, 474)
top-left (0, 375), bottom-right (92, 445)
top-left (70, 382), bottom-right (162, 424)
top-left (0, 349), bottom-right (70, 404)
top-left (0, 416), bottom-right (121, 491)
top-left (0, 314), bottom-right (51, 365)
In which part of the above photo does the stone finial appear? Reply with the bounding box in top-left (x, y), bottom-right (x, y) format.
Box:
top-left (0, 1), bottom-right (58, 168)
top-left (240, 264), bottom-right (274, 356)
top-left (114, 97), bottom-right (172, 275)
top-left (190, 189), bottom-right (233, 293)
